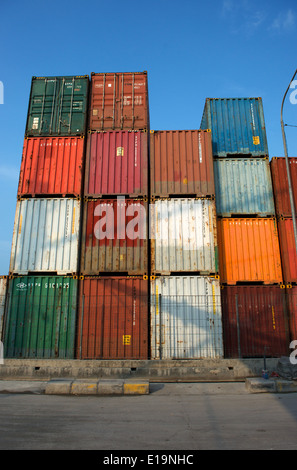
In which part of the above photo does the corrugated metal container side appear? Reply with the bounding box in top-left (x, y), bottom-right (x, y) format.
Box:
top-left (150, 129), bottom-right (215, 197)
top-left (18, 137), bottom-right (85, 197)
top-left (221, 286), bottom-right (289, 358)
top-left (3, 276), bottom-right (78, 358)
top-left (25, 75), bottom-right (89, 137)
top-left (84, 131), bottom-right (148, 198)
top-left (76, 276), bottom-right (148, 359)
top-left (0, 277), bottom-right (8, 339)
top-left (214, 158), bottom-right (275, 217)
top-left (277, 218), bottom-right (297, 284)
top-left (286, 286), bottom-right (297, 342)
top-left (150, 276), bottom-right (223, 359)
top-left (80, 199), bottom-right (148, 275)
top-left (89, 72), bottom-right (149, 131)
top-left (217, 218), bottom-right (283, 284)
top-left (151, 198), bottom-right (218, 275)
top-left (10, 198), bottom-right (81, 275)
top-left (200, 97), bottom-right (269, 157)
top-left (270, 157), bottom-right (297, 217)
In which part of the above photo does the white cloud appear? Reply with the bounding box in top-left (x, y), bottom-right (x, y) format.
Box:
top-left (269, 9), bottom-right (295, 32)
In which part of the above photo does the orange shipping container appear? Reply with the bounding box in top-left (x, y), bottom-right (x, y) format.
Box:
top-left (18, 137), bottom-right (85, 197)
top-left (217, 218), bottom-right (283, 284)
top-left (150, 129), bottom-right (215, 197)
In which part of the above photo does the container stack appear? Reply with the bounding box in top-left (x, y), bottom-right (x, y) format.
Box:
top-left (77, 72), bottom-right (150, 360)
top-left (201, 98), bottom-right (289, 358)
top-left (3, 75), bottom-right (89, 359)
top-left (270, 157), bottom-right (297, 343)
top-left (149, 129), bottom-right (224, 359)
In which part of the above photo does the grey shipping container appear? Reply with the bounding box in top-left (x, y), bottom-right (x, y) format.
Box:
top-left (214, 157), bottom-right (275, 217)
top-left (150, 276), bottom-right (223, 359)
top-left (150, 198), bottom-right (219, 275)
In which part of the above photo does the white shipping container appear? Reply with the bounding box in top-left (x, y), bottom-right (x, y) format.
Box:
top-left (0, 277), bottom-right (7, 339)
top-left (9, 198), bottom-right (80, 275)
top-left (151, 198), bottom-right (218, 274)
top-left (150, 276), bottom-right (223, 359)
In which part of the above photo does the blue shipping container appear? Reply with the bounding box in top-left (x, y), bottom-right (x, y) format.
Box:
top-left (200, 98), bottom-right (269, 157)
top-left (213, 158), bottom-right (275, 217)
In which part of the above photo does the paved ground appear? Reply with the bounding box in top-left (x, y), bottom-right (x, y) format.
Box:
top-left (0, 382), bottom-right (297, 451)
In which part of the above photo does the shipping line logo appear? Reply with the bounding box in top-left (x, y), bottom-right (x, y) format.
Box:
top-left (0, 81), bottom-right (3, 105)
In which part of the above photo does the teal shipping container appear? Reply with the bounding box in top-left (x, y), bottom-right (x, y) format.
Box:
top-left (214, 158), bottom-right (275, 217)
top-left (200, 98), bottom-right (269, 157)
top-left (25, 76), bottom-right (89, 137)
top-left (3, 276), bottom-right (78, 358)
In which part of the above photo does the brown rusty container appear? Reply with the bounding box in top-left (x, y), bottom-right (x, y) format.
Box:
top-left (89, 72), bottom-right (149, 131)
top-left (150, 129), bottom-right (215, 197)
top-left (18, 137), bottom-right (85, 197)
top-left (80, 198), bottom-right (148, 276)
top-left (84, 130), bottom-right (148, 198)
top-left (221, 285), bottom-right (289, 358)
top-left (270, 157), bottom-right (297, 217)
top-left (217, 218), bottom-right (283, 284)
top-left (277, 218), bottom-right (297, 284)
top-left (286, 286), bottom-right (297, 343)
top-left (76, 276), bottom-right (149, 359)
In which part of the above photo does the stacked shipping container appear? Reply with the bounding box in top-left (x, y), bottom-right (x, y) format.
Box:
top-left (149, 129), bottom-right (224, 359)
top-left (3, 75), bottom-right (89, 358)
top-left (201, 98), bottom-right (289, 358)
top-left (270, 157), bottom-right (297, 344)
top-left (77, 72), bottom-right (150, 359)
top-left (1, 73), bottom-right (295, 364)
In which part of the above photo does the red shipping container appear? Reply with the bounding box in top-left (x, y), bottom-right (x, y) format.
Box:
top-left (286, 286), bottom-right (297, 342)
top-left (222, 286), bottom-right (289, 358)
top-left (89, 72), bottom-right (149, 131)
top-left (150, 129), bottom-right (215, 197)
top-left (18, 137), bottom-right (85, 197)
top-left (270, 157), bottom-right (297, 217)
top-left (278, 218), bottom-right (297, 284)
top-left (84, 131), bottom-right (148, 197)
top-left (80, 198), bottom-right (148, 276)
top-left (76, 276), bottom-right (149, 359)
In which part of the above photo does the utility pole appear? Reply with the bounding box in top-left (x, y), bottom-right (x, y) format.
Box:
top-left (280, 69), bottom-right (297, 258)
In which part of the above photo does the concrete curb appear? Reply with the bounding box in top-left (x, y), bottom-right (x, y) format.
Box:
top-left (1, 379), bottom-right (150, 396)
top-left (245, 377), bottom-right (297, 393)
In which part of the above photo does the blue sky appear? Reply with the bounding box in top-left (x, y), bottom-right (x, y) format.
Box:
top-left (0, 0), bottom-right (296, 274)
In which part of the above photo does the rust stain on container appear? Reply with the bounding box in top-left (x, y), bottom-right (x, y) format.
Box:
top-left (18, 137), bottom-right (85, 197)
top-left (217, 218), bottom-right (283, 284)
top-left (221, 286), bottom-right (289, 358)
top-left (150, 130), bottom-right (215, 197)
top-left (270, 157), bottom-right (297, 217)
top-left (76, 276), bottom-right (148, 359)
top-left (89, 72), bottom-right (149, 131)
top-left (80, 198), bottom-right (148, 275)
top-left (84, 131), bottom-right (148, 197)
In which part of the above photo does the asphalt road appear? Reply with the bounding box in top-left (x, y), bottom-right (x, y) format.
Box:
top-left (0, 382), bottom-right (297, 452)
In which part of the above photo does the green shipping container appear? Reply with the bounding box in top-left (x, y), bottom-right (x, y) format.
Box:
top-left (25, 75), bottom-right (89, 137)
top-left (3, 276), bottom-right (78, 359)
